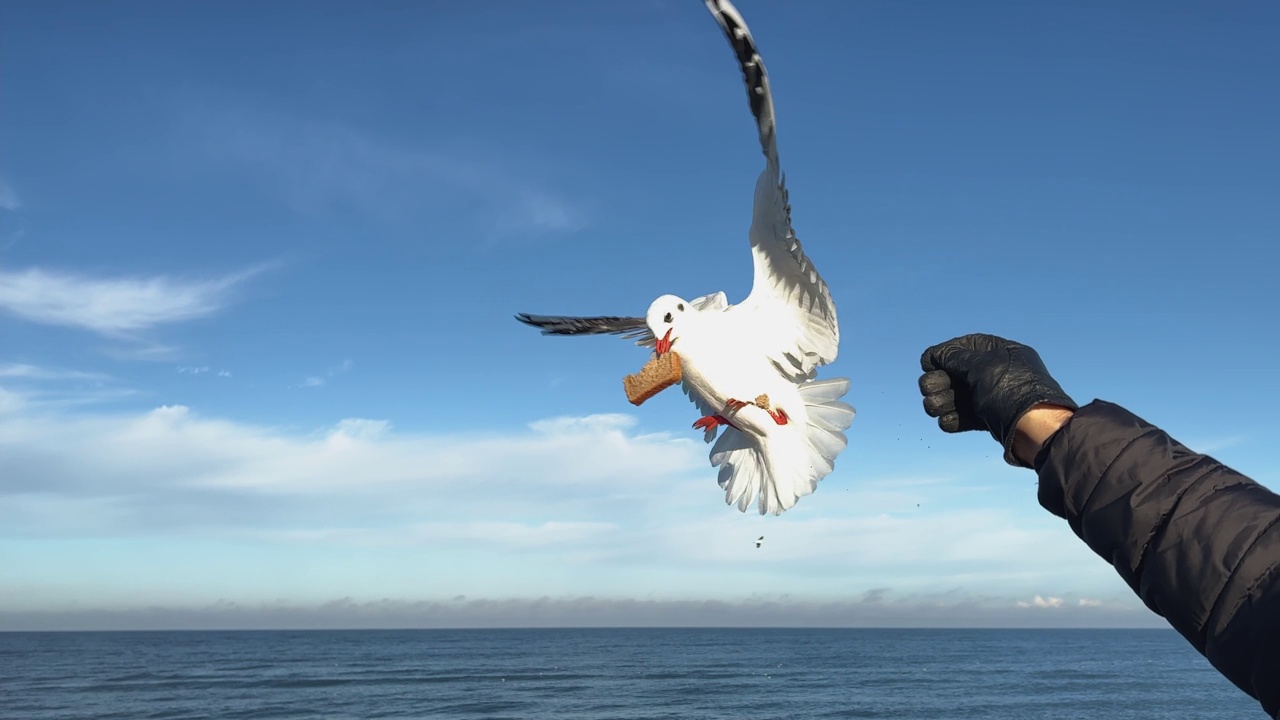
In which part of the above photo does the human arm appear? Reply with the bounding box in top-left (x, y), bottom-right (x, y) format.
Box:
top-left (1010, 403), bottom-right (1076, 466)
top-left (919, 334), bottom-right (1280, 717)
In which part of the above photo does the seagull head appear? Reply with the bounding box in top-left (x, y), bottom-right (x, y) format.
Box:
top-left (645, 294), bottom-right (689, 355)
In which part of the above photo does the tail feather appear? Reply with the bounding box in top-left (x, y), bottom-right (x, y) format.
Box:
top-left (799, 377), bottom-right (851, 405)
top-left (709, 377), bottom-right (855, 515)
top-left (807, 424), bottom-right (848, 462)
top-left (808, 400), bottom-right (855, 432)
top-left (711, 429), bottom-right (763, 513)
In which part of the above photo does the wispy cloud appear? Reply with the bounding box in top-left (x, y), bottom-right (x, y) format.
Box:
top-left (297, 358), bottom-right (352, 388)
top-left (0, 179), bottom-right (28, 251)
top-left (0, 264), bottom-right (271, 337)
top-left (0, 178), bottom-right (20, 211)
top-left (179, 366), bottom-right (232, 379)
top-left (102, 343), bottom-right (184, 363)
top-left (0, 363), bottom-right (110, 382)
top-left (1184, 435), bottom-right (1250, 455)
top-left (256, 520), bottom-right (619, 552)
top-left (179, 97), bottom-right (585, 240)
top-left (0, 363), bottom-right (135, 410)
top-left (0, 386), bottom-right (24, 414)
top-left (491, 191), bottom-right (586, 239)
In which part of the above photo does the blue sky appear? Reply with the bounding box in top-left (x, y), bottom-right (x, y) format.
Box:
top-left (1, 0), bottom-right (1277, 630)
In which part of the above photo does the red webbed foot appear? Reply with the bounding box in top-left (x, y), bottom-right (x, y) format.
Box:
top-left (693, 414), bottom-right (736, 432)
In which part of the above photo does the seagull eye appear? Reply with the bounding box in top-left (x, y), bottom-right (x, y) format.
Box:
top-left (663, 312), bottom-right (673, 324)
top-left (677, 303), bottom-right (684, 311)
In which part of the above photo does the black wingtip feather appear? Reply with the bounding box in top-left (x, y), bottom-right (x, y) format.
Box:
top-left (704, 0), bottom-right (777, 158)
top-left (514, 312), bottom-right (652, 341)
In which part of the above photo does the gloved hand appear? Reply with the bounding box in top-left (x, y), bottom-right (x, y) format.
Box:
top-left (918, 333), bottom-right (1079, 467)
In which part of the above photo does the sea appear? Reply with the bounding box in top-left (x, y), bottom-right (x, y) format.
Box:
top-left (0, 628), bottom-right (1264, 719)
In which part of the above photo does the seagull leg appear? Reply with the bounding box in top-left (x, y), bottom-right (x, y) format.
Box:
top-left (726, 395), bottom-right (789, 426)
top-left (693, 414), bottom-right (736, 432)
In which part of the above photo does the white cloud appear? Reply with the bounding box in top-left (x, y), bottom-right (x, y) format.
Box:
top-left (301, 376), bottom-right (324, 387)
top-left (0, 398), bottom-right (707, 504)
top-left (0, 391), bottom-right (1121, 576)
top-left (217, 369), bottom-right (231, 378)
top-left (178, 366), bottom-right (210, 375)
top-left (0, 264), bottom-right (270, 337)
top-left (332, 418), bottom-right (390, 439)
top-left (1017, 595), bottom-right (1065, 609)
top-left (1078, 598), bottom-right (1102, 607)
top-left (0, 390), bottom-right (1142, 619)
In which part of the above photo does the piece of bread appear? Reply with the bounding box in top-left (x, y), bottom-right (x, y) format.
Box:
top-left (623, 352), bottom-right (683, 406)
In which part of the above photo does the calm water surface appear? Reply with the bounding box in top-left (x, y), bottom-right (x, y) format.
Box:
top-left (0, 628), bottom-right (1263, 719)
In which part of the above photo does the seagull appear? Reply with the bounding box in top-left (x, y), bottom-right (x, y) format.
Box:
top-left (515, 0), bottom-right (854, 515)
top-left (756, 536), bottom-right (764, 548)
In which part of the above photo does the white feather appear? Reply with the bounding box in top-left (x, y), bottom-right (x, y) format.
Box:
top-left (699, 375), bottom-right (855, 516)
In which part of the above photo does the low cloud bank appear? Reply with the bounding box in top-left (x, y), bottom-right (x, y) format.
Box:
top-left (1, 594), bottom-right (1166, 632)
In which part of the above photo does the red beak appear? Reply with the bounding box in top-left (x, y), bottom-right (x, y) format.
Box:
top-left (655, 329), bottom-right (673, 355)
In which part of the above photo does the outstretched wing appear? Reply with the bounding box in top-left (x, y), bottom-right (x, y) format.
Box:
top-left (514, 313), bottom-right (656, 346)
top-left (705, 0), bottom-right (840, 381)
top-left (514, 291), bottom-right (726, 348)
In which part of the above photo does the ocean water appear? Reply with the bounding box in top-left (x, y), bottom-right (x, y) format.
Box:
top-left (0, 628), bottom-right (1263, 719)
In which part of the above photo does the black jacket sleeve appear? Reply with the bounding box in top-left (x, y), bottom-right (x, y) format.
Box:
top-left (1035, 400), bottom-right (1280, 718)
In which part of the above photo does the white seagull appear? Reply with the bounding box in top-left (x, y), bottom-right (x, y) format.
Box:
top-left (516, 0), bottom-right (854, 515)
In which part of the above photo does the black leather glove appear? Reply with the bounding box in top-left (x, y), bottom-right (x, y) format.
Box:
top-left (918, 333), bottom-right (1078, 467)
